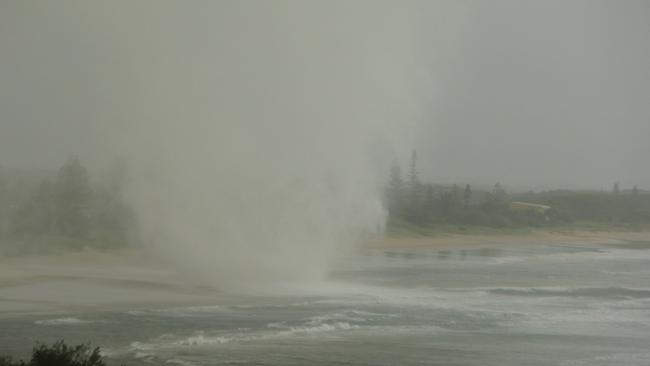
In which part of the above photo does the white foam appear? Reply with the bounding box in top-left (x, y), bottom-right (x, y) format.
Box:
top-left (173, 332), bottom-right (233, 346)
top-left (289, 321), bottom-right (358, 333)
top-left (166, 359), bottom-right (196, 366)
top-left (303, 310), bottom-right (396, 325)
top-left (129, 319), bottom-right (361, 354)
top-left (561, 352), bottom-right (650, 366)
top-left (34, 317), bottom-right (93, 325)
top-left (133, 351), bottom-right (156, 362)
top-left (127, 305), bottom-right (225, 317)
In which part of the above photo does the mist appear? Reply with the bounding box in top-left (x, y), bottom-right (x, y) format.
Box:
top-left (4, 2), bottom-right (650, 365)
top-left (416, 0), bottom-right (650, 190)
top-left (2, 0), bottom-right (650, 284)
top-left (4, 1), bottom-right (650, 187)
top-left (62, 1), bottom-right (422, 285)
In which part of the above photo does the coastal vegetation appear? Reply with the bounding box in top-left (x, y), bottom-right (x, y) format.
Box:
top-left (0, 159), bottom-right (133, 255)
top-left (0, 341), bottom-right (108, 366)
top-left (385, 150), bottom-right (650, 236)
top-left (1, 153), bottom-right (649, 255)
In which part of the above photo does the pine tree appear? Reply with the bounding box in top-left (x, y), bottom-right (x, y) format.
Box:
top-left (408, 149), bottom-right (419, 200)
top-left (55, 158), bottom-right (92, 237)
top-left (387, 161), bottom-right (404, 215)
top-left (406, 150), bottom-right (423, 223)
top-left (493, 182), bottom-right (506, 202)
top-left (464, 184), bottom-right (472, 208)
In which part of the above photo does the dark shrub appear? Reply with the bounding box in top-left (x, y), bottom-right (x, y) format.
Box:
top-left (0, 357), bottom-right (18, 366)
top-left (1, 341), bottom-right (106, 366)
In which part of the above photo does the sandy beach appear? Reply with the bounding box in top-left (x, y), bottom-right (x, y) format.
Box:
top-left (368, 229), bottom-right (650, 250)
top-left (2, 230), bottom-right (650, 365)
top-left (1, 230), bottom-right (649, 318)
top-left (0, 248), bottom-right (223, 318)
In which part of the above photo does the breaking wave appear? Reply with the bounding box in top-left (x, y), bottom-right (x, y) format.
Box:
top-left (126, 317), bottom-right (362, 359)
top-left (34, 317), bottom-right (94, 325)
top-left (487, 287), bottom-right (650, 299)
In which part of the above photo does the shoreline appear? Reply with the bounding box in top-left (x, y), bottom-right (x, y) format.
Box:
top-left (0, 248), bottom-right (228, 319)
top-left (1, 228), bottom-right (649, 319)
top-left (368, 228), bottom-right (650, 249)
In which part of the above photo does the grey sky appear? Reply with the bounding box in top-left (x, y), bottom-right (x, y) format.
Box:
top-left (1, 1), bottom-right (649, 190)
top-left (417, 0), bottom-right (650, 190)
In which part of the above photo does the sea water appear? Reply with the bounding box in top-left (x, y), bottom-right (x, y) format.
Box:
top-left (2, 241), bottom-right (650, 365)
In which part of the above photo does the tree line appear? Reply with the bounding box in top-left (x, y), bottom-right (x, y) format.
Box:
top-left (1, 153), bottom-right (648, 253)
top-left (385, 150), bottom-right (650, 229)
top-left (0, 159), bottom-right (133, 253)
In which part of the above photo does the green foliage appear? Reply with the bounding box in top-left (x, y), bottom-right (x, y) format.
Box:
top-left (386, 161), bottom-right (404, 216)
top-left (0, 159), bottom-right (133, 254)
top-left (0, 357), bottom-right (16, 366)
top-left (55, 159), bottom-right (92, 238)
top-left (512, 190), bottom-right (650, 224)
top-left (385, 155), bottom-right (650, 233)
top-left (30, 341), bottom-right (104, 366)
top-left (0, 341), bottom-right (108, 366)
top-left (463, 184), bottom-right (471, 206)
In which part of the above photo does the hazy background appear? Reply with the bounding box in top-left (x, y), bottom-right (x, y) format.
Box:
top-left (2, 0), bottom-right (424, 284)
top-left (417, 0), bottom-right (650, 191)
top-left (2, 3), bottom-right (650, 363)
top-left (2, 0), bottom-right (649, 190)
top-left (2, 1), bottom-right (650, 283)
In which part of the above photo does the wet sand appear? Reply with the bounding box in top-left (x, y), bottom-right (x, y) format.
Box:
top-left (368, 229), bottom-right (650, 250)
top-left (1, 230), bottom-right (648, 318)
top-left (0, 249), bottom-right (221, 318)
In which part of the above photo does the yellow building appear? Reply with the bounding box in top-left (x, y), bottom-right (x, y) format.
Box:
top-left (509, 201), bottom-right (551, 214)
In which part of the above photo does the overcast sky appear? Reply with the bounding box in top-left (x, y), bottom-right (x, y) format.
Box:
top-left (1, 1), bottom-right (649, 190)
top-left (417, 0), bottom-right (650, 190)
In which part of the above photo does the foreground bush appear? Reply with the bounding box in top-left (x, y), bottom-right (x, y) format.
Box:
top-left (0, 341), bottom-right (108, 366)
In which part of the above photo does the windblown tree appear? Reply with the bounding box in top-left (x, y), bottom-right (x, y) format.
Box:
top-left (2, 158), bottom-right (134, 251)
top-left (439, 190), bottom-right (455, 220)
top-left (463, 184), bottom-right (472, 208)
top-left (12, 179), bottom-right (56, 236)
top-left (55, 158), bottom-right (92, 238)
top-left (492, 182), bottom-right (507, 202)
top-left (405, 150), bottom-right (428, 224)
top-left (425, 183), bottom-right (435, 214)
top-left (408, 150), bottom-right (419, 201)
top-left (387, 161), bottom-right (404, 216)
top-left (0, 167), bottom-right (7, 239)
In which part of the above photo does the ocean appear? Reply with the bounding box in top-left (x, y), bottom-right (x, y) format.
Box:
top-left (2, 240), bottom-right (650, 365)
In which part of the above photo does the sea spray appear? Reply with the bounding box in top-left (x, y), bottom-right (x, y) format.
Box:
top-left (93, 1), bottom-right (423, 286)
